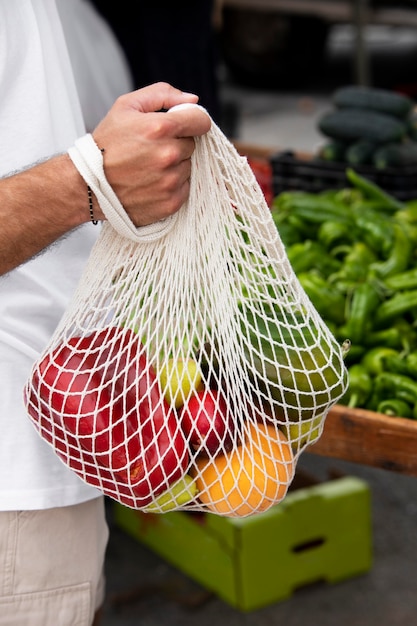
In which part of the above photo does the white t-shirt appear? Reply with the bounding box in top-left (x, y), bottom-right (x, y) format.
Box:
top-left (57, 0), bottom-right (133, 132)
top-left (0, 0), bottom-right (132, 510)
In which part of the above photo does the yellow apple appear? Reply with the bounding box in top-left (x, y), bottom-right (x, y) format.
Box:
top-left (283, 415), bottom-right (324, 450)
top-left (159, 357), bottom-right (203, 409)
top-left (144, 474), bottom-right (198, 513)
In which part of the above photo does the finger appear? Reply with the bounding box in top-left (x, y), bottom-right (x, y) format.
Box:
top-left (176, 137), bottom-right (196, 163)
top-left (177, 177), bottom-right (191, 208)
top-left (177, 156), bottom-right (192, 184)
top-left (163, 158), bottom-right (192, 195)
top-left (127, 82), bottom-right (199, 114)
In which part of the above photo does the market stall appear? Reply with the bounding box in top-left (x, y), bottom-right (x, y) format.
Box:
top-left (232, 148), bottom-right (417, 477)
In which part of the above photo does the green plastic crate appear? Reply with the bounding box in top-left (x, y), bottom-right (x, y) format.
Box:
top-left (113, 476), bottom-right (372, 612)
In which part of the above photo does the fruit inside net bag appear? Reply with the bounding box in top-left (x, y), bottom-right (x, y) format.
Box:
top-left (24, 107), bottom-right (348, 517)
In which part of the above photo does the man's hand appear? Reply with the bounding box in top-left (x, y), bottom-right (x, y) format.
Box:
top-left (92, 82), bottom-right (212, 226)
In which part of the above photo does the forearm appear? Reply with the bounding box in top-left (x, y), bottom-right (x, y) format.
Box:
top-left (0, 84), bottom-right (211, 276)
top-left (0, 153), bottom-right (92, 275)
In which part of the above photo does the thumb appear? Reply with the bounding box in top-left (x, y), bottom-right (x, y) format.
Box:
top-left (166, 103), bottom-right (212, 138)
top-left (126, 82), bottom-right (200, 114)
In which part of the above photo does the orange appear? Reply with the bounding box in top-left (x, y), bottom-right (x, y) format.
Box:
top-left (193, 421), bottom-right (295, 517)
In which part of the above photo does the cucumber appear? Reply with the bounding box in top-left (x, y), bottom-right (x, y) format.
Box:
top-left (317, 140), bottom-right (347, 162)
top-left (345, 140), bottom-right (377, 165)
top-left (318, 108), bottom-right (407, 144)
top-left (373, 141), bottom-right (417, 169)
top-left (333, 85), bottom-right (413, 119)
top-left (406, 114), bottom-right (417, 141)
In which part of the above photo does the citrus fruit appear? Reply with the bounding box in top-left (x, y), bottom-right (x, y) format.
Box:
top-left (193, 421), bottom-right (295, 517)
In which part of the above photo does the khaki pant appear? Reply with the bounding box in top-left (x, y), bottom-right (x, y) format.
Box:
top-left (0, 497), bottom-right (108, 626)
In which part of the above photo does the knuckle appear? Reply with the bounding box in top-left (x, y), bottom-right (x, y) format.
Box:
top-left (158, 143), bottom-right (182, 169)
top-left (154, 81), bottom-right (171, 91)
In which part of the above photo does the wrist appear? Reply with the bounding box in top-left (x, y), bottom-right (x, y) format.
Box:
top-left (0, 153), bottom-right (96, 274)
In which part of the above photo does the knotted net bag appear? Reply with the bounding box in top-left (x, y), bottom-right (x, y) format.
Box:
top-left (24, 108), bottom-right (348, 517)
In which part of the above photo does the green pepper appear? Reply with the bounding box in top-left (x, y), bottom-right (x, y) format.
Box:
top-left (344, 241), bottom-right (377, 266)
top-left (286, 214), bottom-right (315, 239)
top-left (331, 244), bottom-right (353, 261)
top-left (361, 346), bottom-right (400, 376)
top-left (365, 388), bottom-right (382, 412)
top-left (342, 364), bottom-right (373, 408)
top-left (403, 224), bottom-right (417, 246)
top-left (381, 354), bottom-right (412, 377)
top-left (352, 209), bottom-right (395, 257)
top-left (394, 206), bottom-right (417, 244)
top-left (383, 351), bottom-right (417, 379)
top-left (374, 290), bottom-right (417, 327)
top-left (392, 319), bottom-right (417, 353)
top-left (333, 187), bottom-right (364, 206)
top-left (377, 399), bottom-right (413, 419)
top-left (395, 202), bottom-right (417, 224)
top-left (287, 241), bottom-right (341, 277)
top-left (297, 272), bottom-right (346, 326)
top-left (352, 200), bottom-right (399, 215)
top-left (317, 220), bottom-right (355, 249)
top-left (364, 327), bottom-right (403, 349)
top-left (331, 242), bottom-right (377, 284)
top-left (275, 192), bottom-right (353, 225)
top-left (342, 282), bottom-right (381, 345)
top-left (369, 222), bottom-right (413, 278)
top-left (405, 352), bottom-right (417, 377)
top-left (346, 168), bottom-right (404, 211)
top-left (384, 267), bottom-right (417, 292)
top-left (374, 372), bottom-right (417, 406)
top-left (331, 279), bottom-right (358, 297)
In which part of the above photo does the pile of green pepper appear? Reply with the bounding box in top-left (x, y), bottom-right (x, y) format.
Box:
top-left (271, 168), bottom-right (417, 420)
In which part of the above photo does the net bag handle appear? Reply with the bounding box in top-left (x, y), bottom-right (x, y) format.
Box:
top-left (68, 104), bottom-right (211, 243)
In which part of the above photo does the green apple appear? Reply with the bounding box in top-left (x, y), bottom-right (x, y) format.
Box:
top-left (144, 474), bottom-right (198, 513)
top-left (159, 357), bottom-right (203, 408)
top-left (283, 415), bottom-right (324, 450)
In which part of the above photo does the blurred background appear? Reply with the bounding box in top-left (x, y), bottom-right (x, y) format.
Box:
top-left (91, 0), bottom-right (417, 144)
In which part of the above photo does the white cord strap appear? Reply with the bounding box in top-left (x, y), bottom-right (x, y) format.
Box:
top-left (68, 133), bottom-right (178, 243)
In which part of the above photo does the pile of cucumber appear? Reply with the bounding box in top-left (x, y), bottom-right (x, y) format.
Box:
top-left (317, 85), bottom-right (417, 169)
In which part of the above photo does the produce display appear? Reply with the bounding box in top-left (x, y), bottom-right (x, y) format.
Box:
top-left (271, 168), bottom-right (417, 420)
top-left (317, 85), bottom-right (417, 168)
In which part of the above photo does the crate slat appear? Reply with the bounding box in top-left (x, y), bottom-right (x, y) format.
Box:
top-left (311, 404), bottom-right (417, 476)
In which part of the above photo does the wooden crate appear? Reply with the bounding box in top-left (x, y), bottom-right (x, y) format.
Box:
top-left (311, 404), bottom-right (417, 477)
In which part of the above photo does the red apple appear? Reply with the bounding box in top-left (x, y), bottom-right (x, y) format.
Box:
top-left (181, 389), bottom-right (234, 455)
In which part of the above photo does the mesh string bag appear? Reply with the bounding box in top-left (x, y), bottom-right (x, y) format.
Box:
top-left (24, 107), bottom-right (348, 517)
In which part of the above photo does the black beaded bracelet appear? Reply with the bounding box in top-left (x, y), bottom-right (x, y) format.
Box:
top-left (87, 185), bottom-right (98, 225)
